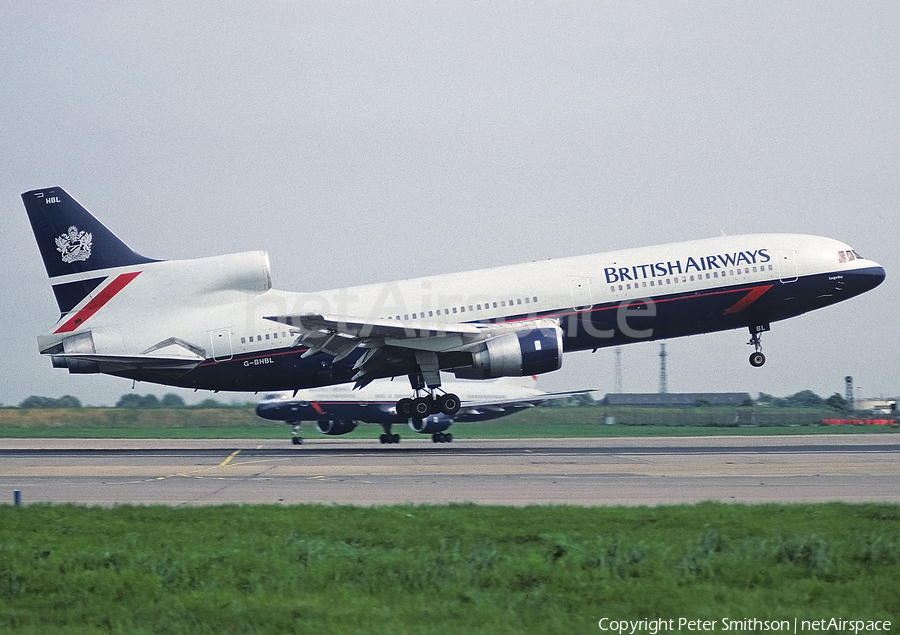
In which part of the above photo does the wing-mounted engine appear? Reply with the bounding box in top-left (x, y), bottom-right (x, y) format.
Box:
top-left (453, 324), bottom-right (563, 380)
top-left (315, 420), bottom-right (358, 436)
top-left (408, 414), bottom-right (453, 434)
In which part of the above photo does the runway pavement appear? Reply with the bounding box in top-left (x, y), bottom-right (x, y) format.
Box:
top-left (1, 434), bottom-right (898, 506)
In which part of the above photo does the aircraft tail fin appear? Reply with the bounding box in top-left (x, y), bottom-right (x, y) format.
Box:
top-left (22, 187), bottom-right (160, 314)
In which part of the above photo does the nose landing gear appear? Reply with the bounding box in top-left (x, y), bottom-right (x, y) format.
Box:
top-left (747, 324), bottom-right (770, 367)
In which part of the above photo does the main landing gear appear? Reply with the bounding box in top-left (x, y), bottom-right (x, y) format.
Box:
top-left (747, 324), bottom-right (770, 367)
top-left (290, 423), bottom-right (303, 445)
top-left (395, 360), bottom-right (461, 418)
top-left (380, 433), bottom-right (401, 444)
top-left (395, 392), bottom-right (461, 418)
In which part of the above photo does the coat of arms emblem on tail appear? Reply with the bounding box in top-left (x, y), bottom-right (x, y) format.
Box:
top-left (55, 226), bottom-right (92, 263)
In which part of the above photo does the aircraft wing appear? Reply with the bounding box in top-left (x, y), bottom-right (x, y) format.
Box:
top-left (458, 389), bottom-right (595, 413)
top-left (264, 312), bottom-right (559, 385)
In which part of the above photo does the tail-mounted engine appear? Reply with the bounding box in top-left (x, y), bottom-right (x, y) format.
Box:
top-left (51, 331), bottom-right (99, 374)
top-left (454, 324), bottom-right (563, 380)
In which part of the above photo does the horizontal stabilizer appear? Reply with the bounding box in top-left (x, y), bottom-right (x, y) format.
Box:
top-left (52, 352), bottom-right (203, 373)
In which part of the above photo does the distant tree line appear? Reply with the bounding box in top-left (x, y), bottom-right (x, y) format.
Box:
top-left (15, 393), bottom-right (249, 409)
top-left (10, 389), bottom-right (859, 410)
top-left (18, 395), bottom-right (83, 408)
top-left (758, 390), bottom-right (850, 411)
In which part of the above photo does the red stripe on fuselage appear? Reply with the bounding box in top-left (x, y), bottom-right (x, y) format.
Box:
top-left (54, 271), bottom-right (141, 334)
top-left (722, 284), bottom-right (773, 315)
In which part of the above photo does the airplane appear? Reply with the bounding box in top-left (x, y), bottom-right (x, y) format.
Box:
top-left (256, 377), bottom-right (592, 444)
top-left (22, 187), bottom-right (885, 422)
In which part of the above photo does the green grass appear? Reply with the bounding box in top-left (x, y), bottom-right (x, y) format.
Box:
top-left (0, 503), bottom-right (898, 633)
top-left (0, 406), bottom-right (895, 439)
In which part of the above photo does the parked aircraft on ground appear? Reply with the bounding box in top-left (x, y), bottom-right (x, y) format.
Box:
top-left (23, 187), bottom-right (885, 421)
top-left (256, 377), bottom-right (592, 444)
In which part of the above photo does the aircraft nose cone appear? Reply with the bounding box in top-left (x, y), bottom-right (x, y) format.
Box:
top-left (870, 265), bottom-right (886, 288)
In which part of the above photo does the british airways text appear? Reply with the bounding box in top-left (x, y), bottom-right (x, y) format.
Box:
top-left (604, 249), bottom-right (771, 284)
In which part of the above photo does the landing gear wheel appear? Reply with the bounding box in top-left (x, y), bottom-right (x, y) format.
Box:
top-left (380, 433), bottom-right (388, 444)
top-left (438, 393), bottom-right (461, 415)
top-left (396, 398), bottom-right (414, 417)
top-left (392, 433), bottom-right (400, 444)
top-left (431, 432), bottom-right (453, 443)
top-left (749, 352), bottom-right (766, 367)
top-left (291, 436), bottom-right (303, 445)
top-left (412, 397), bottom-right (432, 418)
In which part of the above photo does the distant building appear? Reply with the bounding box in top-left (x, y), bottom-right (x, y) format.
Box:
top-left (855, 398), bottom-right (897, 415)
top-left (601, 392), bottom-right (752, 407)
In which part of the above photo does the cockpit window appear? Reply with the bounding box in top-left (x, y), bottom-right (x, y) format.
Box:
top-left (839, 249), bottom-right (865, 263)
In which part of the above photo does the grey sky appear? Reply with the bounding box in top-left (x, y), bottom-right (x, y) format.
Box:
top-left (2, 2), bottom-right (897, 406)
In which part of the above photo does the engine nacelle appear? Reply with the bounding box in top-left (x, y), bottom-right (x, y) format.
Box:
top-left (408, 414), bottom-right (453, 434)
top-left (315, 420), bottom-right (358, 436)
top-left (454, 325), bottom-right (563, 380)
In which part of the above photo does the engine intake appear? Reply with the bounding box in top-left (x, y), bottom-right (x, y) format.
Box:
top-left (454, 325), bottom-right (563, 379)
top-left (315, 420), bottom-right (358, 436)
top-left (408, 414), bottom-right (453, 434)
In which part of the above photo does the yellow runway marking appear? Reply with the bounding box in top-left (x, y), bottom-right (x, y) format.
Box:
top-left (219, 450), bottom-right (240, 467)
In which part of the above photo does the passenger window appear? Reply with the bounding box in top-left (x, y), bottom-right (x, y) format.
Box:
top-left (493, 302), bottom-right (498, 308)
top-left (516, 299), bottom-right (521, 305)
top-left (452, 307), bottom-right (457, 314)
top-left (240, 337), bottom-right (246, 344)
top-left (690, 275), bottom-right (695, 282)
top-left (501, 301), bottom-right (506, 307)
top-left (265, 334), bottom-right (270, 340)
top-left (533, 297), bottom-right (538, 302)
